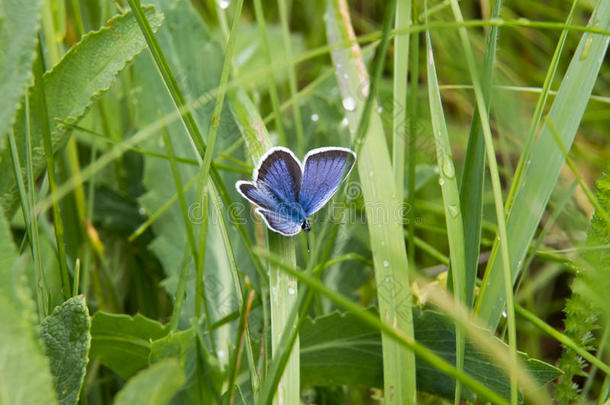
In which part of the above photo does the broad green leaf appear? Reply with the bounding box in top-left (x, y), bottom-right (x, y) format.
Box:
top-left (0, 0), bottom-right (43, 147)
top-left (476, 0), bottom-right (610, 329)
top-left (300, 309), bottom-right (561, 401)
top-left (0, 6), bottom-right (164, 215)
top-left (114, 359), bottom-right (186, 405)
top-left (150, 328), bottom-right (223, 404)
top-left (41, 295), bottom-right (91, 405)
top-left (0, 212), bottom-right (57, 404)
top-left (89, 312), bottom-right (169, 379)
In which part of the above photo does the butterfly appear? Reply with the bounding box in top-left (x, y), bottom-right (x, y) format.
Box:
top-left (236, 146), bottom-right (356, 251)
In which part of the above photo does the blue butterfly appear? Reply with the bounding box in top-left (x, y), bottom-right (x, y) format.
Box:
top-left (236, 146), bottom-right (356, 249)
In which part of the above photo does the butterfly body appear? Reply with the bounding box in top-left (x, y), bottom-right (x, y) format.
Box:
top-left (236, 146), bottom-right (356, 238)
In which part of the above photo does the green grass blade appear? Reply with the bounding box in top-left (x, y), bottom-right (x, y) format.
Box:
top-left (475, 0), bottom-right (610, 330)
top-left (252, 0), bottom-right (287, 146)
top-left (424, 18), bottom-right (467, 402)
top-left (258, 249), bottom-right (511, 405)
top-left (278, 0), bottom-right (305, 155)
top-left (458, 0), bottom-right (503, 308)
top-left (229, 86), bottom-right (299, 405)
top-left (325, 1), bottom-right (417, 403)
top-left (445, 0), bottom-right (520, 402)
top-left (392, 0), bottom-right (412, 203)
top-left (35, 41), bottom-right (71, 300)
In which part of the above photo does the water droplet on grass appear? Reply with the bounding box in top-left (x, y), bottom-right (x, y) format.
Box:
top-left (340, 117), bottom-right (349, 127)
top-left (442, 157), bottom-right (455, 179)
top-left (447, 204), bottom-right (459, 218)
top-left (438, 177), bottom-right (445, 186)
top-left (342, 97), bottom-right (356, 111)
top-left (311, 113), bottom-right (319, 122)
top-left (218, 0), bottom-right (230, 9)
top-left (383, 260), bottom-right (389, 268)
top-left (288, 287), bottom-right (296, 295)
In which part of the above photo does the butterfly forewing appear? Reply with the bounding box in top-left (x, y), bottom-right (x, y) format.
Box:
top-left (255, 148), bottom-right (302, 204)
top-left (299, 148), bottom-right (356, 216)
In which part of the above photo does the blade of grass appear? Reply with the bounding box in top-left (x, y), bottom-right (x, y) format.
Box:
top-left (458, 0), bottom-right (503, 308)
top-left (392, 0), bottom-right (411, 203)
top-left (277, 0), bottom-right (305, 155)
top-left (252, 0), bottom-right (287, 146)
top-left (229, 85), bottom-right (299, 405)
top-left (515, 304), bottom-right (610, 377)
top-left (424, 14), bottom-right (467, 402)
top-left (444, 0), bottom-right (522, 402)
top-left (325, 1), bottom-right (417, 404)
top-left (36, 39), bottom-right (71, 300)
top-left (406, 26), bottom-right (419, 276)
top-left (257, 249), bottom-right (510, 405)
top-left (505, 0), bottom-right (580, 214)
top-left (475, 0), bottom-right (610, 330)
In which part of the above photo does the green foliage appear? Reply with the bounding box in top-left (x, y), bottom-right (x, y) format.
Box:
top-left (0, 6), bottom-right (164, 214)
top-left (114, 359), bottom-right (186, 405)
top-left (558, 163), bottom-right (610, 402)
top-left (90, 312), bottom-right (169, 379)
top-left (0, 0), bottom-right (43, 148)
top-left (0, 211), bottom-right (57, 405)
top-left (300, 309), bottom-right (561, 401)
top-left (475, 0), bottom-right (610, 330)
top-left (41, 295), bottom-right (91, 405)
top-left (150, 328), bottom-right (223, 404)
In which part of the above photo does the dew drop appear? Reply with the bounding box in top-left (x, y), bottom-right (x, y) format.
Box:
top-left (377, 106), bottom-right (383, 113)
top-left (447, 204), bottom-right (459, 218)
top-left (369, 171), bottom-right (374, 177)
top-left (442, 158), bottom-right (456, 179)
top-left (384, 276), bottom-right (391, 283)
top-left (218, 349), bottom-right (226, 359)
top-left (342, 97), bottom-right (356, 111)
top-left (383, 260), bottom-right (390, 268)
top-left (288, 287), bottom-right (296, 296)
top-left (138, 207), bottom-right (146, 216)
top-left (343, 73), bottom-right (349, 79)
top-left (340, 117), bottom-right (349, 127)
top-left (218, 0), bottom-right (230, 9)
top-left (311, 113), bottom-right (319, 122)
top-left (438, 177), bottom-right (445, 186)
top-left (502, 311), bottom-right (507, 318)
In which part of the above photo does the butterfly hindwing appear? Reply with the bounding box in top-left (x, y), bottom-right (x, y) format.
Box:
top-left (299, 147), bottom-right (356, 216)
top-left (255, 208), bottom-right (302, 236)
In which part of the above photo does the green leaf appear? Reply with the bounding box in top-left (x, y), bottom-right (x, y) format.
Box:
top-left (0, 212), bottom-right (57, 404)
top-left (150, 328), bottom-right (223, 404)
top-left (299, 309), bottom-right (561, 401)
top-left (114, 359), bottom-right (186, 405)
top-left (41, 295), bottom-right (91, 405)
top-left (89, 312), bottom-right (169, 379)
top-left (0, 0), bottom-right (43, 147)
top-left (0, 6), bottom-right (164, 215)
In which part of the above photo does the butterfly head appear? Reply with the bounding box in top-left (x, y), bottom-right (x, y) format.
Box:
top-left (301, 219), bottom-right (311, 232)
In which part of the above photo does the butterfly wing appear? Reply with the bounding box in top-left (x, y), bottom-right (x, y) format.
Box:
top-left (255, 208), bottom-right (302, 236)
top-left (299, 147), bottom-right (356, 216)
top-left (236, 147), bottom-right (303, 210)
